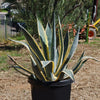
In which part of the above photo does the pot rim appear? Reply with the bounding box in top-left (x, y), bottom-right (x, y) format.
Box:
top-left (28, 76), bottom-right (74, 87)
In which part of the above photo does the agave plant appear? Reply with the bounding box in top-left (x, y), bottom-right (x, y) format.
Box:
top-left (8, 15), bottom-right (98, 82)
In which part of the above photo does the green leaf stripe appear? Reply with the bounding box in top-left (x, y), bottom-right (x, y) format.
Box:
top-left (51, 13), bottom-right (57, 70)
top-left (18, 23), bottom-right (46, 61)
top-left (45, 23), bottom-right (52, 58)
top-left (44, 61), bottom-right (55, 81)
top-left (8, 39), bottom-right (46, 78)
top-left (8, 55), bottom-right (33, 75)
top-left (63, 31), bottom-right (69, 60)
top-left (30, 56), bottom-right (46, 81)
top-left (55, 29), bottom-right (79, 76)
top-left (55, 16), bottom-right (64, 72)
top-left (37, 18), bottom-right (49, 60)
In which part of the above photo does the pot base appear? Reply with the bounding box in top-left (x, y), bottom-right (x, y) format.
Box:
top-left (31, 84), bottom-right (71, 100)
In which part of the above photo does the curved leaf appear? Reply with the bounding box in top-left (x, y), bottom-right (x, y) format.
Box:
top-left (64, 29), bottom-right (79, 63)
top-left (56, 69), bottom-right (74, 81)
top-left (30, 56), bottom-right (46, 81)
top-left (55, 16), bottom-right (64, 72)
top-left (72, 51), bottom-right (85, 72)
top-left (45, 23), bottom-right (52, 57)
top-left (73, 60), bottom-right (87, 74)
top-left (51, 13), bottom-right (56, 67)
top-left (8, 39), bottom-right (37, 66)
top-left (37, 18), bottom-right (49, 60)
top-left (73, 56), bottom-right (100, 74)
top-left (55, 29), bottom-right (79, 76)
top-left (8, 55), bottom-right (33, 75)
top-left (43, 61), bottom-right (57, 81)
top-left (41, 61), bottom-right (52, 68)
top-left (18, 23), bottom-right (46, 61)
top-left (8, 39), bottom-right (46, 80)
top-left (63, 31), bottom-right (69, 59)
top-left (13, 66), bottom-right (31, 77)
top-left (56, 49), bottom-right (59, 67)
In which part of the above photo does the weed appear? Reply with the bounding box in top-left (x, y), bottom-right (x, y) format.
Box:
top-left (0, 56), bottom-right (7, 63)
top-left (0, 56), bottom-right (8, 71)
top-left (0, 50), bottom-right (23, 71)
top-left (11, 35), bottom-right (25, 41)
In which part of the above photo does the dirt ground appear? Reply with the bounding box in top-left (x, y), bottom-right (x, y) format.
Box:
top-left (0, 39), bottom-right (100, 100)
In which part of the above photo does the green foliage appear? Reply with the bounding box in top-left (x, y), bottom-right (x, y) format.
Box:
top-left (0, 10), bottom-right (8, 12)
top-left (13, 0), bottom-right (99, 38)
top-left (11, 35), bottom-right (25, 40)
top-left (4, 0), bottom-right (16, 3)
top-left (0, 56), bottom-right (8, 71)
top-left (8, 15), bottom-right (99, 82)
top-left (4, 0), bottom-right (100, 36)
top-left (0, 56), bottom-right (7, 64)
top-left (97, 0), bottom-right (100, 20)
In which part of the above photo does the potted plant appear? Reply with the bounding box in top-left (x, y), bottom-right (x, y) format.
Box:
top-left (8, 15), bottom-right (98, 100)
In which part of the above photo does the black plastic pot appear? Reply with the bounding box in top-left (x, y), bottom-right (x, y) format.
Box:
top-left (28, 77), bottom-right (73, 100)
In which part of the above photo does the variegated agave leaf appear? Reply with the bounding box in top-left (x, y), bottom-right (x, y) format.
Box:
top-left (42, 61), bottom-right (57, 81)
top-left (8, 39), bottom-right (35, 65)
top-left (51, 13), bottom-right (57, 70)
top-left (18, 23), bottom-right (46, 61)
top-left (8, 39), bottom-right (46, 77)
top-left (30, 56), bottom-right (46, 81)
top-left (37, 18), bottom-right (49, 60)
top-left (56, 69), bottom-right (74, 81)
top-left (55, 49), bottom-right (59, 68)
top-left (73, 53), bottom-right (100, 74)
top-left (55, 16), bottom-right (64, 73)
top-left (8, 39), bottom-right (48, 81)
top-left (72, 51), bottom-right (85, 74)
top-left (8, 55), bottom-right (33, 75)
top-left (63, 31), bottom-right (69, 60)
top-left (55, 29), bottom-right (79, 76)
top-left (45, 23), bottom-right (52, 58)
top-left (12, 66), bottom-right (31, 77)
